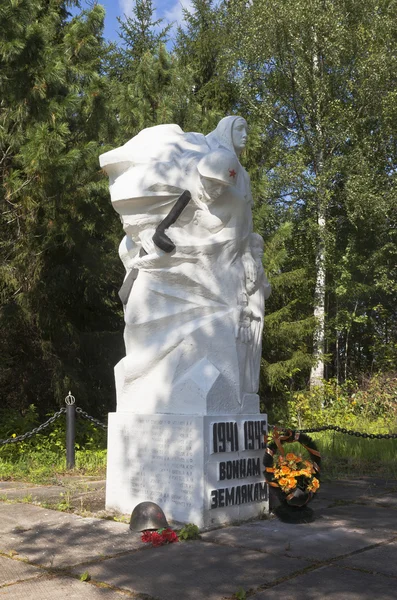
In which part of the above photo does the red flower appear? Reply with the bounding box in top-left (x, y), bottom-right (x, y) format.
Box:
top-left (141, 530), bottom-right (153, 543)
top-left (141, 528), bottom-right (179, 547)
top-left (162, 528), bottom-right (179, 543)
top-left (150, 532), bottom-right (164, 547)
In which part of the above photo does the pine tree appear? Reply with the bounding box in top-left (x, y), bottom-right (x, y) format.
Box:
top-left (118, 0), bottom-right (170, 68)
top-left (0, 1), bottom-right (122, 415)
top-left (110, 0), bottom-right (178, 137)
top-left (173, 0), bottom-right (237, 132)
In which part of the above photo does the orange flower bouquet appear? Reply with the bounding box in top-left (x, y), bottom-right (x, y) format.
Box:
top-left (266, 451), bottom-right (320, 498)
top-left (264, 429), bottom-right (321, 515)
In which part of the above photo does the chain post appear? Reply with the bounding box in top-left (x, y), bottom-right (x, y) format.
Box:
top-left (65, 391), bottom-right (76, 469)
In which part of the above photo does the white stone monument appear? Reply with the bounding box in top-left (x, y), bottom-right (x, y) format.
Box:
top-left (100, 117), bottom-right (271, 528)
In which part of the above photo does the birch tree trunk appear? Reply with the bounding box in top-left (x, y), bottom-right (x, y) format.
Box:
top-left (309, 30), bottom-right (326, 388)
top-left (310, 208), bottom-right (326, 387)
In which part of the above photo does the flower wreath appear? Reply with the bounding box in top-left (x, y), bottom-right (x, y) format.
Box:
top-left (263, 428), bottom-right (321, 507)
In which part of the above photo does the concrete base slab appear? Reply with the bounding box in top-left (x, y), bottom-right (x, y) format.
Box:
top-left (373, 494), bottom-right (397, 510)
top-left (0, 482), bottom-right (36, 491)
top-left (0, 503), bottom-right (75, 534)
top-left (202, 519), bottom-right (388, 561)
top-left (2, 487), bottom-right (106, 514)
top-left (1, 486), bottom-right (78, 504)
top-left (0, 555), bottom-right (43, 586)
top-left (318, 478), bottom-right (397, 502)
top-left (314, 479), bottom-right (397, 516)
top-left (1, 477), bottom-right (396, 600)
top-left (0, 576), bottom-right (128, 599)
top-left (0, 504), bottom-right (141, 568)
top-left (1, 479), bottom-right (105, 496)
top-left (318, 504), bottom-right (397, 532)
top-left (0, 480), bottom-right (106, 509)
top-left (250, 565), bottom-right (397, 599)
top-left (336, 539), bottom-right (397, 578)
top-left (71, 542), bottom-right (313, 600)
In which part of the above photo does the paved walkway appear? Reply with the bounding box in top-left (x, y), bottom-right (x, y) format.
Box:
top-left (0, 477), bottom-right (396, 599)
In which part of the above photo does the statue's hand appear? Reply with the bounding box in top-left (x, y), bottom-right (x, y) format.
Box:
top-left (246, 261), bottom-right (265, 294)
top-left (238, 318), bottom-right (253, 343)
top-left (243, 253), bottom-right (258, 287)
top-left (193, 210), bottom-right (224, 233)
top-left (246, 278), bottom-right (256, 295)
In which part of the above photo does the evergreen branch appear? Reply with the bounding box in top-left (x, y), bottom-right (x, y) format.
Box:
top-left (5, 178), bottom-right (33, 204)
top-left (0, 145), bottom-right (12, 166)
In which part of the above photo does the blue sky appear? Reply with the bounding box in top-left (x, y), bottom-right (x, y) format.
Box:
top-left (76, 1), bottom-right (194, 43)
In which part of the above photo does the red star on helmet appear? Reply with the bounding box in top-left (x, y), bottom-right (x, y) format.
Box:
top-left (229, 169), bottom-right (237, 178)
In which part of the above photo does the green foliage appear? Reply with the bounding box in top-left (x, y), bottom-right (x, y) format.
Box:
top-left (79, 571), bottom-right (91, 582)
top-left (234, 588), bottom-right (247, 600)
top-left (177, 523), bottom-right (200, 541)
top-left (173, 0), bottom-right (236, 130)
top-left (117, 0), bottom-right (170, 66)
top-left (57, 490), bottom-right (73, 511)
top-left (0, 405), bottom-right (107, 482)
top-left (269, 371), bottom-right (397, 478)
top-left (0, 1), bottom-right (123, 416)
top-left (350, 373), bottom-right (397, 422)
top-left (285, 373), bottom-right (397, 432)
top-left (110, 1), bottom-right (180, 138)
top-left (260, 222), bottom-right (316, 414)
top-left (228, 0), bottom-right (397, 396)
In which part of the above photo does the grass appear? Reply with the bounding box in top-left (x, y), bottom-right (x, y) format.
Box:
top-left (0, 449), bottom-right (107, 484)
top-left (1, 427), bottom-right (396, 485)
top-left (269, 428), bottom-right (397, 480)
top-left (311, 431), bottom-right (397, 479)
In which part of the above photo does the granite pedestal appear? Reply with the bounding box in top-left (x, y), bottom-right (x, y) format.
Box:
top-left (106, 412), bottom-right (268, 528)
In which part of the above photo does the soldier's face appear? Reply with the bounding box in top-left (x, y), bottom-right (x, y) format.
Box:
top-left (252, 243), bottom-right (263, 260)
top-left (202, 178), bottom-right (226, 201)
top-left (232, 119), bottom-right (248, 153)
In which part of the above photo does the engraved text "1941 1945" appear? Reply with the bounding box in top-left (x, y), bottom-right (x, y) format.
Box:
top-left (212, 420), bottom-right (267, 453)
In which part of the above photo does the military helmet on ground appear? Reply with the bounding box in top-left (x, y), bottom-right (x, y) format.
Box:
top-left (129, 501), bottom-right (169, 531)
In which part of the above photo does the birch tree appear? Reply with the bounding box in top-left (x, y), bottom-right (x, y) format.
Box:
top-left (227, 0), bottom-right (397, 395)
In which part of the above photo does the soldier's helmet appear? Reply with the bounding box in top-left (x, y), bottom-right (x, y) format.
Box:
top-left (197, 149), bottom-right (240, 185)
top-left (129, 501), bottom-right (169, 531)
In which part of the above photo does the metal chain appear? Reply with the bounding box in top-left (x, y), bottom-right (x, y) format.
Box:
top-left (75, 407), bottom-right (107, 430)
top-left (0, 406), bottom-right (107, 447)
top-left (0, 408), bottom-right (67, 446)
top-left (3, 411), bottom-right (394, 446)
top-left (268, 424), bottom-right (397, 440)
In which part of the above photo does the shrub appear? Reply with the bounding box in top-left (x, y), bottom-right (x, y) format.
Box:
top-left (286, 373), bottom-right (397, 433)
